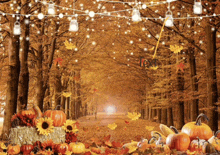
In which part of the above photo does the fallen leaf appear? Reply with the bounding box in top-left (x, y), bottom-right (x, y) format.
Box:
top-left (124, 120), bottom-right (130, 125)
top-left (145, 126), bottom-right (154, 131)
top-left (64, 40), bottom-right (76, 50)
top-left (169, 45), bottom-right (183, 54)
top-left (107, 123), bottom-right (117, 130)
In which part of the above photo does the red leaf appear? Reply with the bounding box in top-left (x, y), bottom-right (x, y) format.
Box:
top-left (177, 62), bottom-right (184, 72)
top-left (103, 135), bottom-right (111, 141)
top-left (84, 151), bottom-right (91, 155)
top-left (54, 57), bottom-right (63, 66)
top-left (83, 127), bottom-right (88, 132)
top-left (112, 141), bottom-right (123, 148)
top-left (124, 120), bottom-right (130, 125)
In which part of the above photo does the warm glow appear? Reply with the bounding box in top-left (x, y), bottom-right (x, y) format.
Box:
top-left (106, 106), bottom-right (116, 115)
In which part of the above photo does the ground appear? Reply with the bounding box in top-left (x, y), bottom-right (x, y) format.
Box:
top-left (76, 112), bottom-right (161, 144)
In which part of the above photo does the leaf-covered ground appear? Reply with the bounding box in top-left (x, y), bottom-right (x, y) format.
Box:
top-left (76, 113), bottom-right (160, 144)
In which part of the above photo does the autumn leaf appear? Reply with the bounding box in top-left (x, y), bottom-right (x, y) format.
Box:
top-left (145, 126), bottom-right (155, 131)
top-left (127, 145), bottom-right (138, 153)
top-left (62, 92), bottom-right (72, 97)
top-left (124, 120), bottom-right (130, 125)
top-left (54, 57), bottom-right (63, 66)
top-left (149, 46), bottom-right (155, 51)
top-left (150, 66), bottom-right (158, 70)
top-left (123, 126), bottom-right (127, 131)
top-left (64, 40), bottom-right (76, 50)
top-left (112, 141), bottom-right (123, 148)
top-left (65, 151), bottom-right (73, 155)
top-left (83, 127), bottom-right (88, 132)
top-left (127, 112), bottom-right (141, 121)
top-left (103, 134), bottom-right (111, 141)
top-left (177, 62), bottom-right (185, 72)
top-left (107, 123), bottom-right (117, 130)
top-left (169, 45), bottom-right (183, 54)
top-left (96, 126), bottom-right (100, 131)
top-left (105, 140), bottom-right (112, 147)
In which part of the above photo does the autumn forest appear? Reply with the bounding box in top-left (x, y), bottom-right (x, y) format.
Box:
top-left (0, 0), bottom-right (220, 154)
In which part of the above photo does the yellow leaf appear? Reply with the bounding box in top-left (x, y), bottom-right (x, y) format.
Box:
top-left (150, 66), bottom-right (158, 70)
top-left (169, 45), bottom-right (183, 54)
top-left (107, 123), bottom-right (117, 130)
top-left (65, 151), bottom-right (73, 155)
top-left (64, 40), bottom-right (76, 50)
top-left (149, 46), bottom-right (155, 51)
top-left (145, 126), bottom-right (154, 131)
top-left (127, 112), bottom-right (141, 121)
top-left (62, 92), bottom-right (72, 97)
top-left (127, 145), bottom-right (138, 153)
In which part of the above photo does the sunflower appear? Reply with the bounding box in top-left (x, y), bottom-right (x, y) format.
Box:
top-left (62, 120), bottom-right (78, 133)
top-left (41, 139), bottom-right (55, 152)
top-left (36, 117), bottom-right (54, 135)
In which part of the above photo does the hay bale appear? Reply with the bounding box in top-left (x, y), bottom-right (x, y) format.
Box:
top-left (9, 126), bottom-right (66, 146)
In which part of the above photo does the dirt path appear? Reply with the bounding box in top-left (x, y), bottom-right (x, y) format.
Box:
top-left (76, 112), bottom-right (161, 144)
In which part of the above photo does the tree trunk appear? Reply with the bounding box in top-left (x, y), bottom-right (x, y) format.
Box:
top-left (148, 106), bottom-right (152, 120)
top-left (188, 48), bottom-right (199, 121)
top-left (145, 105), bottom-right (149, 119)
top-left (157, 108), bottom-right (161, 123)
top-left (176, 71), bottom-right (185, 130)
top-left (161, 108), bottom-right (167, 125)
top-left (1, 29), bottom-right (20, 139)
top-left (54, 66), bottom-right (62, 109)
top-left (17, 7), bottom-right (30, 112)
top-left (66, 97), bottom-right (70, 119)
top-left (205, 24), bottom-right (218, 132)
top-left (152, 108), bottom-right (156, 122)
top-left (167, 107), bottom-right (173, 126)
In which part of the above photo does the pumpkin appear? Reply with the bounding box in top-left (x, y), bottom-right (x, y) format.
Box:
top-left (20, 144), bottom-right (34, 155)
top-left (189, 137), bottom-right (205, 152)
top-left (55, 143), bottom-right (69, 155)
top-left (181, 113), bottom-right (213, 141)
top-left (208, 130), bottom-right (220, 144)
top-left (201, 141), bottom-right (216, 154)
top-left (69, 142), bottom-right (85, 154)
top-left (7, 144), bottom-right (20, 155)
top-left (44, 106), bottom-right (66, 127)
top-left (166, 126), bottom-right (190, 151)
top-left (155, 144), bottom-right (170, 154)
top-left (21, 109), bottom-right (35, 116)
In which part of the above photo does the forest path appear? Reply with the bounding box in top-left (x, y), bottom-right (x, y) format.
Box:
top-left (76, 112), bottom-right (161, 144)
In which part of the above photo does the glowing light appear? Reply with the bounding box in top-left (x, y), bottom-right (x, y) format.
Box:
top-left (89, 11), bottom-right (95, 17)
top-left (48, 2), bottom-right (55, 15)
top-left (69, 19), bottom-right (78, 32)
top-left (132, 8), bottom-right (141, 22)
top-left (13, 21), bottom-right (21, 35)
top-left (38, 13), bottom-right (44, 19)
top-left (106, 106), bottom-right (116, 115)
top-left (165, 11), bottom-right (174, 27)
top-left (194, 1), bottom-right (202, 14)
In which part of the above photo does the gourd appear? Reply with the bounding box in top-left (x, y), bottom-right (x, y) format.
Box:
top-left (21, 109), bottom-right (35, 116)
top-left (159, 124), bottom-right (175, 136)
top-left (69, 142), bottom-right (85, 154)
top-left (166, 126), bottom-right (190, 151)
top-left (208, 130), bottom-right (220, 144)
top-left (44, 105), bottom-right (66, 127)
top-left (189, 137), bottom-right (205, 152)
top-left (201, 141), bottom-right (216, 154)
top-left (20, 144), bottom-right (34, 155)
top-left (181, 113), bottom-right (213, 141)
top-left (32, 104), bottom-right (43, 118)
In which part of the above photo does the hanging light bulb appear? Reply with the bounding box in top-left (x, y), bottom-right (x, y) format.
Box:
top-left (132, 8), bottom-right (141, 22)
top-left (69, 19), bottom-right (78, 32)
top-left (48, 1), bottom-right (55, 15)
top-left (165, 11), bottom-right (174, 27)
top-left (13, 21), bottom-right (21, 35)
top-left (193, 0), bottom-right (202, 14)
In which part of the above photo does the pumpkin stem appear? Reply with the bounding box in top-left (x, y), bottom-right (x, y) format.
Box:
top-left (55, 105), bottom-right (61, 110)
top-left (214, 130), bottom-right (220, 137)
top-left (148, 136), bottom-right (157, 144)
top-left (153, 131), bottom-right (162, 138)
top-left (170, 126), bottom-right (179, 134)
top-left (195, 113), bottom-right (209, 126)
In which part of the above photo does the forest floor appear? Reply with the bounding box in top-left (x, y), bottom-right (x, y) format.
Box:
top-left (76, 112), bottom-right (161, 144)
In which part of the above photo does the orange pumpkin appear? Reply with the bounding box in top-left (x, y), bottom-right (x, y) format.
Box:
top-left (189, 137), bottom-right (205, 152)
top-left (7, 144), bottom-right (20, 155)
top-left (20, 144), bottom-right (34, 155)
top-left (44, 106), bottom-right (66, 127)
top-left (55, 143), bottom-right (69, 155)
top-left (181, 113), bottom-right (213, 141)
top-left (166, 126), bottom-right (190, 151)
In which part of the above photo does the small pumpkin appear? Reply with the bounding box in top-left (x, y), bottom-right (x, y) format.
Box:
top-left (208, 130), bottom-right (220, 145)
top-left (69, 142), bottom-right (85, 154)
top-left (201, 141), bottom-right (216, 154)
top-left (55, 143), bottom-right (69, 155)
top-left (189, 137), bottom-right (205, 152)
top-left (166, 126), bottom-right (190, 151)
top-left (181, 113), bottom-right (213, 141)
top-left (7, 144), bottom-right (20, 155)
top-left (20, 144), bottom-right (34, 155)
top-left (44, 105), bottom-right (66, 127)
top-left (21, 109), bottom-right (35, 116)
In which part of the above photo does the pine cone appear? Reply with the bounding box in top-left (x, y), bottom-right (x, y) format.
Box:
top-left (11, 117), bottom-right (20, 128)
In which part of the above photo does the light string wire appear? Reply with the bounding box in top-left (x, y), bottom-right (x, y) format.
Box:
top-left (0, 0), bottom-right (219, 19)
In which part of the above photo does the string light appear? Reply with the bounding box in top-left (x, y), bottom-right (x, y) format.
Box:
top-left (13, 20), bottom-right (21, 35)
top-left (38, 13), bottom-right (44, 19)
top-left (193, 0), bottom-right (202, 14)
top-left (69, 19), bottom-right (78, 32)
top-left (89, 11), bottom-right (95, 17)
top-left (132, 8), bottom-right (141, 22)
top-left (48, 1), bottom-right (55, 15)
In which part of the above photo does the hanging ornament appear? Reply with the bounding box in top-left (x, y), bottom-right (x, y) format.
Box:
top-left (165, 11), bottom-right (174, 27)
top-left (48, 1), bottom-right (55, 15)
top-left (193, 0), bottom-right (202, 14)
top-left (132, 8), bottom-right (141, 22)
top-left (13, 21), bottom-right (21, 35)
top-left (69, 19), bottom-right (78, 32)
